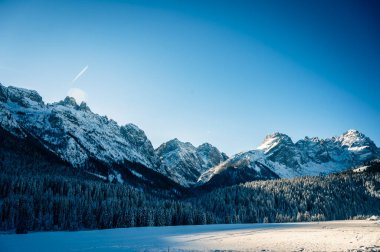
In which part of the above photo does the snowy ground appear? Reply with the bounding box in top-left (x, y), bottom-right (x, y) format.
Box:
top-left (1, 220), bottom-right (379, 252)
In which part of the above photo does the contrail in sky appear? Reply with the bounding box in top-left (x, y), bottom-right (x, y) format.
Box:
top-left (72, 65), bottom-right (88, 83)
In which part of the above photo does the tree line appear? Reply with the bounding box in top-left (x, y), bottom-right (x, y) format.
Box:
top-left (189, 172), bottom-right (380, 224)
top-left (0, 170), bottom-right (379, 233)
top-left (0, 175), bottom-right (210, 233)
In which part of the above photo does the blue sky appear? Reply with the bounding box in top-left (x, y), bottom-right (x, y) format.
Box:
top-left (0, 0), bottom-right (379, 154)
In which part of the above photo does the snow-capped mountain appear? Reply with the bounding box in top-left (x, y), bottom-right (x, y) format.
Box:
top-left (255, 129), bottom-right (379, 177)
top-left (257, 132), bottom-right (303, 169)
top-left (197, 143), bottom-right (229, 170)
top-left (0, 83), bottom-right (185, 191)
top-left (197, 150), bottom-right (279, 189)
top-left (156, 139), bottom-right (228, 187)
top-left (0, 84), bottom-right (158, 169)
top-left (1, 83), bottom-right (378, 191)
top-left (198, 130), bottom-right (379, 188)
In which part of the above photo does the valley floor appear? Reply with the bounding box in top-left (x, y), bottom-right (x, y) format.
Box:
top-left (0, 220), bottom-right (379, 252)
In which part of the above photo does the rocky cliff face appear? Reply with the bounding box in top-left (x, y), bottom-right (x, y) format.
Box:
top-left (0, 84), bottom-right (158, 169)
top-left (198, 130), bottom-right (379, 188)
top-left (156, 139), bottom-right (228, 187)
top-left (256, 130), bottom-right (378, 177)
top-left (0, 83), bottom-right (181, 190)
top-left (197, 150), bottom-right (280, 188)
top-left (197, 143), bottom-right (229, 170)
top-left (257, 132), bottom-right (304, 170)
top-left (1, 83), bottom-right (378, 190)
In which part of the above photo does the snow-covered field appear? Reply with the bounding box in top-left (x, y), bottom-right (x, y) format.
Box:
top-left (1, 220), bottom-right (379, 252)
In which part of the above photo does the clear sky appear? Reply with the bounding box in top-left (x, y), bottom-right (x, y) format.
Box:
top-left (0, 0), bottom-right (379, 155)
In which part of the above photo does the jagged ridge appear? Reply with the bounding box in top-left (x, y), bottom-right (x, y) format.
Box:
top-left (1, 83), bottom-right (379, 190)
top-left (198, 130), bottom-right (379, 188)
top-left (156, 139), bottom-right (228, 187)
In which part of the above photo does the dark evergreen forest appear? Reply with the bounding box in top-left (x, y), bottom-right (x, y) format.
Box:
top-left (1, 129), bottom-right (379, 233)
top-left (1, 170), bottom-right (379, 234)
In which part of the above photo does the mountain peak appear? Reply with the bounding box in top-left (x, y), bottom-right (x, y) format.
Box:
top-left (304, 136), bottom-right (320, 142)
top-left (55, 97), bottom-right (91, 112)
top-left (0, 84), bottom-right (44, 107)
top-left (170, 138), bottom-right (181, 143)
top-left (0, 84), bottom-right (161, 172)
top-left (60, 96), bottom-right (78, 107)
top-left (124, 123), bottom-right (141, 132)
top-left (339, 129), bottom-right (362, 140)
top-left (198, 142), bottom-right (213, 149)
top-left (120, 123), bottom-right (159, 168)
top-left (346, 129), bottom-right (359, 134)
top-left (257, 132), bottom-right (293, 153)
top-left (158, 138), bottom-right (195, 154)
top-left (78, 101), bottom-right (91, 112)
top-left (336, 129), bottom-right (377, 156)
top-left (156, 139), bottom-right (228, 187)
top-left (338, 129), bottom-right (368, 146)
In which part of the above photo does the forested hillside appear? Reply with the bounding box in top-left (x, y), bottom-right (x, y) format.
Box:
top-left (190, 171), bottom-right (380, 224)
top-left (0, 174), bottom-right (206, 233)
top-left (1, 169), bottom-right (379, 233)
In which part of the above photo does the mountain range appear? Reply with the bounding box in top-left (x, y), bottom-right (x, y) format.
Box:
top-left (198, 130), bottom-right (379, 188)
top-left (1, 83), bottom-right (379, 191)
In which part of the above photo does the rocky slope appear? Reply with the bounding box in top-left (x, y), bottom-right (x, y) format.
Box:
top-left (262, 129), bottom-right (379, 177)
top-left (197, 150), bottom-right (279, 189)
top-left (198, 130), bottom-right (379, 188)
top-left (0, 83), bottom-right (184, 192)
top-left (156, 139), bottom-right (228, 187)
top-left (1, 83), bottom-right (378, 191)
top-left (0, 83), bottom-right (227, 190)
top-left (0, 84), bottom-right (159, 169)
